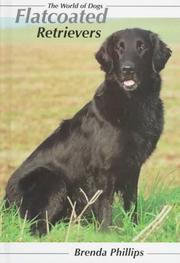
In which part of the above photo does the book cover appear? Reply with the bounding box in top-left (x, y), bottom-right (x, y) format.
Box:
top-left (0, 0), bottom-right (179, 262)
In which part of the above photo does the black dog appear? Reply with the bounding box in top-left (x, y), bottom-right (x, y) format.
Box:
top-left (5, 28), bottom-right (171, 235)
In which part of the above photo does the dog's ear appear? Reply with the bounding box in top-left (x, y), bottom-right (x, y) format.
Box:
top-left (95, 35), bottom-right (114, 73)
top-left (150, 33), bottom-right (172, 72)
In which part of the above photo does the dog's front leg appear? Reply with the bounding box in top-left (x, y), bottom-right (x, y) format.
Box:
top-left (121, 166), bottom-right (141, 224)
top-left (96, 197), bottom-right (113, 229)
top-left (95, 178), bottom-right (115, 230)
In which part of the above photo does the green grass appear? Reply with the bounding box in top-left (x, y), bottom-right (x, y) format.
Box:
top-left (0, 182), bottom-right (179, 242)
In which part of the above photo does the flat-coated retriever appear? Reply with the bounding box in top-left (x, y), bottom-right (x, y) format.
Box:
top-left (5, 28), bottom-right (171, 235)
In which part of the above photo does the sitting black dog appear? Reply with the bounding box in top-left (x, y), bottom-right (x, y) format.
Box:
top-left (5, 28), bottom-right (171, 235)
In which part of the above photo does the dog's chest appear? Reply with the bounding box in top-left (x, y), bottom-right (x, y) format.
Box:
top-left (90, 122), bottom-right (121, 168)
top-left (90, 121), bottom-right (155, 171)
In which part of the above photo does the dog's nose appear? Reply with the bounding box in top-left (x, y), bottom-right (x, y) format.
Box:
top-left (122, 64), bottom-right (135, 74)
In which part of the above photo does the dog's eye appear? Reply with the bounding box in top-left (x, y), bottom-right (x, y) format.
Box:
top-left (137, 41), bottom-right (145, 52)
top-left (114, 41), bottom-right (125, 54)
top-left (119, 41), bottom-right (125, 54)
top-left (119, 42), bottom-right (125, 49)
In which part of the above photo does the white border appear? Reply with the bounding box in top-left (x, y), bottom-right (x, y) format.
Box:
top-left (1, 0), bottom-right (180, 18)
top-left (0, 243), bottom-right (180, 263)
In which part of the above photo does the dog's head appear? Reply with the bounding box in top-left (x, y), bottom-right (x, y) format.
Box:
top-left (95, 28), bottom-right (172, 92)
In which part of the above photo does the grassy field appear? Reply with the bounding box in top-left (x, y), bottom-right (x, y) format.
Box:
top-left (0, 19), bottom-right (180, 241)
